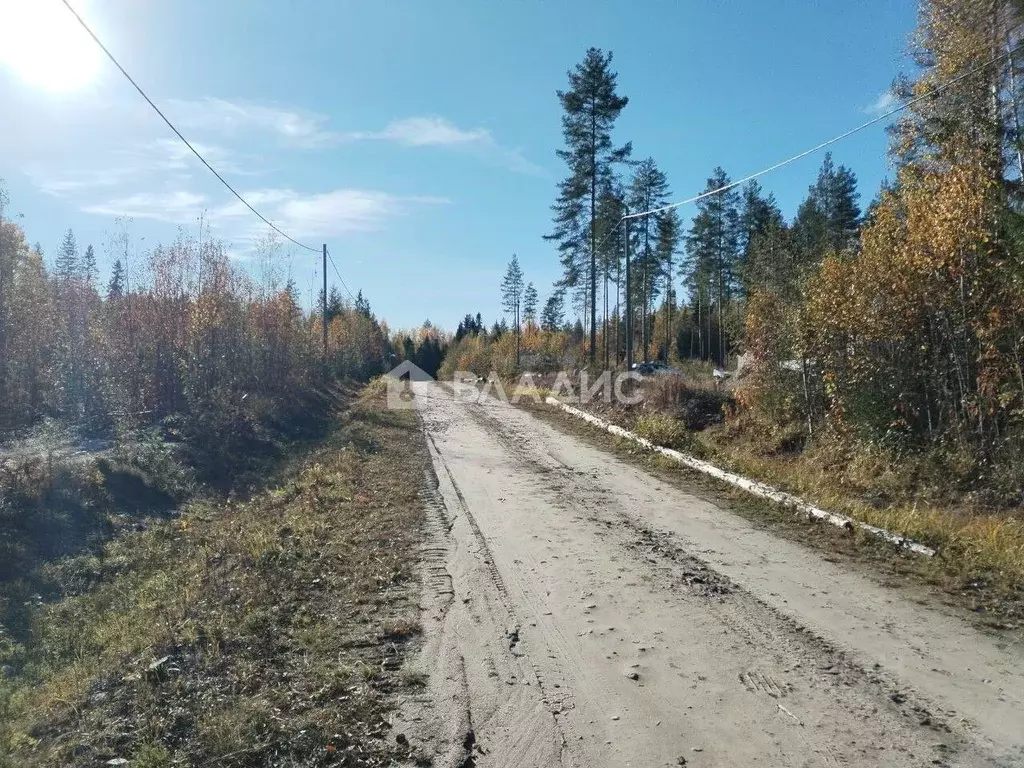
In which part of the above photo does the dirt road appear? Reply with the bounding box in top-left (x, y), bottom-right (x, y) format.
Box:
top-left (401, 384), bottom-right (1024, 767)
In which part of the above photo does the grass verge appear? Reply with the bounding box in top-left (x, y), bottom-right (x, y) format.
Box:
top-left (0, 380), bottom-right (429, 767)
top-left (514, 392), bottom-right (1024, 634)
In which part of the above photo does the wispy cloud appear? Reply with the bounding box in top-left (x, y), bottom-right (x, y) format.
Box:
top-left (164, 100), bottom-right (544, 175)
top-left (166, 97), bottom-right (337, 148)
top-left (27, 138), bottom-right (246, 198)
top-left (214, 188), bottom-right (449, 239)
top-left (865, 89), bottom-right (898, 116)
top-left (357, 116), bottom-right (490, 146)
top-left (346, 115), bottom-right (544, 175)
top-left (78, 186), bottom-right (448, 241)
top-left (82, 190), bottom-right (210, 222)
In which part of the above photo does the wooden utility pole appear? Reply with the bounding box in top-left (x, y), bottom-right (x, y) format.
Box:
top-left (322, 244), bottom-right (328, 356)
top-left (624, 209), bottom-right (633, 370)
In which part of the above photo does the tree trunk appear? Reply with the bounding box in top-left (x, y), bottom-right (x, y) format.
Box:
top-left (615, 252), bottom-right (621, 366)
top-left (665, 253), bottom-right (673, 361)
top-left (1007, 32), bottom-right (1024, 178)
top-left (603, 266), bottom-right (609, 369)
top-left (589, 110), bottom-right (598, 367)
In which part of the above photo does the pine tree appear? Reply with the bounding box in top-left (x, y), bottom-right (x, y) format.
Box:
top-left (792, 153), bottom-right (861, 263)
top-left (791, 194), bottom-right (827, 266)
top-left (55, 228), bottom-right (78, 281)
top-left (523, 282), bottom-right (538, 324)
top-left (541, 288), bottom-right (565, 332)
top-left (326, 286), bottom-right (344, 321)
top-left (655, 207), bottom-right (682, 359)
top-left (629, 158), bottom-right (671, 362)
top-left (108, 259), bottom-right (125, 299)
top-left (745, 216), bottom-right (797, 299)
top-left (737, 181), bottom-right (783, 295)
top-left (355, 290), bottom-right (372, 318)
top-left (827, 164), bottom-right (861, 251)
top-left (546, 48), bottom-right (631, 365)
top-left (500, 254), bottom-right (525, 369)
top-left (685, 168), bottom-right (740, 365)
top-left (82, 244), bottom-right (97, 288)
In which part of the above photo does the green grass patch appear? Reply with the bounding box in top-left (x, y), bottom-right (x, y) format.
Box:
top-left (0, 386), bottom-right (429, 767)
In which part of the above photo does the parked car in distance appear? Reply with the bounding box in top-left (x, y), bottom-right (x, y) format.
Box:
top-left (630, 361), bottom-right (682, 376)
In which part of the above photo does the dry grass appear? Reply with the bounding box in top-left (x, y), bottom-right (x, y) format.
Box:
top-left (633, 413), bottom-right (705, 455)
top-left (0, 385), bottom-right (430, 767)
top-left (703, 422), bottom-right (1024, 612)
top-left (518, 386), bottom-right (1024, 626)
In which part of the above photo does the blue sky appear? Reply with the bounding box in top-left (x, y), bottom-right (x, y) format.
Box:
top-left (0, 0), bottom-right (917, 331)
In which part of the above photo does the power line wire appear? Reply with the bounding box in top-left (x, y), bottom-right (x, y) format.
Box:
top-left (59, 0), bottom-right (319, 254)
top-left (622, 38), bottom-right (1024, 222)
top-left (326, 248), bottom-right (356, 301)
top-left (589, 32), bottom-right (1024, 262)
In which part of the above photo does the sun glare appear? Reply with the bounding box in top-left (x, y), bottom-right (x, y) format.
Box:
top-left (0, 0), bottom-right (102, 93)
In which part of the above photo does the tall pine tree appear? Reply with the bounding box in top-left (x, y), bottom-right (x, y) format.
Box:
top-left (500, 254), bottom-right (525, 369)
top-left (629, 158), bottom-right (671, 362)
top-left (656, 207), bottom-right (682, 359)
top-left (737, 180), bottom-right (783, 296)
top-left (523, 282), bottom-right (538, 325)
top-left (685, 168), bottom-right (740, 366)
top-left (792, 153), bottom-right (861, 263)
top-left (546, 48), bottom-right (631, 364)
top-left (541, 288), bottom-right (565, 332)
top-left (55, 228), bottom-right (78, 281)
top-left (82, 244), bottom-right (97, 288)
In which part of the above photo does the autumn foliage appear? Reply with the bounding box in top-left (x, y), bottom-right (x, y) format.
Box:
top-left (742, 0), bottom-right (1024, 502)
top-left (0, 205), bottom-right (390, 469)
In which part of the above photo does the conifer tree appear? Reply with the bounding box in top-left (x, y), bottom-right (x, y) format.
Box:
top-left (55, 228), bottom-right (78, 281)
top-left (656, 207), bottom-right (682, 358)
top-left (500, 254), bottom-right (525, 368)
top-left (685, 168), bottom-right (740, 365)
top-left (82, 244), bottom-right (97, 288)
top-left (629, 158), bottom-right (671, 362)
top-left (523, 282), bottom-right (538, 324)
top-left (541, 288), bottom-right (565, 332)
top-left (107, 259), bottom-right (125, 299)
top-left (546, 48), bottom-right (631, 364)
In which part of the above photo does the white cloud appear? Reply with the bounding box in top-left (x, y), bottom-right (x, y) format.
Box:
top-left (169, 101), bottom-right (545, 175)
top-left (345, 115), bottom-right (543, 175)
top-left (865, 89), bottom-right (898, 116)
top-left (371, 116), bottom-right (490, 146)
top-left (78, 186), bottom-right (448, 242)
top-left (214, 188), bottom-right (449, 240)
top-left (166, 97), bottom-right (337, 148)
top-left (27, 138), bottom-right (245, 198)
top-left (82, 190), bottom-right (210, 222)
top-left (140, 138), bottom-right (243, 172)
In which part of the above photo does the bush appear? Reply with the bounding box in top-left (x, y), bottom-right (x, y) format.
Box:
top-left (113, 427), bottom-right (195, 501)
top-left (644, 377), bottom-right (729, 430)
top-left (633, 412), bottom-right (703, 455)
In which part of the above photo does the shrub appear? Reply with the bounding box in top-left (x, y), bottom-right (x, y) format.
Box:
top-left (634, 413), bottom-right (702, 455)
top-left (645, 377), bottom-right (729, 430)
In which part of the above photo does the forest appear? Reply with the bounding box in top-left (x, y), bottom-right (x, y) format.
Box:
top-left (438, 0), bottom-right (1024, 511)
top-left (3, 1), bottom-right (1024, 764)
top-left (3, 0), bottom-right (1024, 551)
top-left (0, 207), bottom-right (391, 454)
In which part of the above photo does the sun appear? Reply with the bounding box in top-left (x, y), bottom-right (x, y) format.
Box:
top-left (0, 0), bottom-right (102, 93)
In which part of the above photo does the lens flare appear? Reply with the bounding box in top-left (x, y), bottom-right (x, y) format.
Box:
top-left (0, 0), bottom-right (102, 93)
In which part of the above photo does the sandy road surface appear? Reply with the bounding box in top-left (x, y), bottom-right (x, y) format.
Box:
top-left (400, 384), bottom-right (1024, 768)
